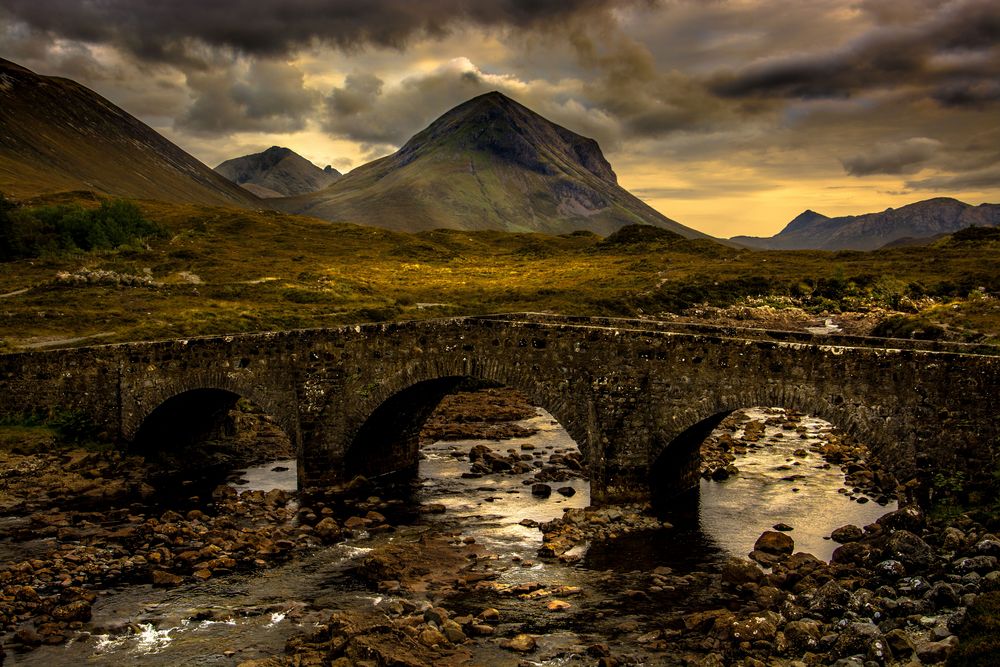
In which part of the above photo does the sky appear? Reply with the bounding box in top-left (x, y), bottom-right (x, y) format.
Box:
top-left (1, 0), bottom-right (998, 238)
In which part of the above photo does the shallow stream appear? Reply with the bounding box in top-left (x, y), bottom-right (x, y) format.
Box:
top-left (5, 407), bottom-right (894, 665)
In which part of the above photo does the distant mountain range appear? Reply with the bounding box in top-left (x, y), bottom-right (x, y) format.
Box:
top-left (214, 146), bottom-right (340, 198)
top-left (271, 92), bottom-right (707, 238)
top-left (3, 56), bottom-right (996, 248)
top-left (0, 58), bottom-right (257, 208)
top-left (732, 198), bottom-right (1000, 250)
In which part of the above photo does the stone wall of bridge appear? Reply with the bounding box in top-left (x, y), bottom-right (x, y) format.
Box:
top-left (0, 316), bottom-right (997, 502)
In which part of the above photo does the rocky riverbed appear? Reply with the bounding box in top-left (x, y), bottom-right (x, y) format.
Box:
top-left (1, 389), bottom-right (996, 666)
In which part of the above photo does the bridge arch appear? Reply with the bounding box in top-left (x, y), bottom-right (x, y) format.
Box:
top-left (311, 358), bottom-right (589, 485)
top-left (125, 372), bottom-right (300, 457)
top-left (646, 384), bottom-right (903, 500)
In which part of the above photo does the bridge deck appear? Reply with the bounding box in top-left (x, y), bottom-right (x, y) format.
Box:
top-left (2, 312), bottom-right (997, 359)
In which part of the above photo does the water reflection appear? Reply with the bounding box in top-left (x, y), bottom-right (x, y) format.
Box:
top-left (588, 408), bottom-right (897, 570)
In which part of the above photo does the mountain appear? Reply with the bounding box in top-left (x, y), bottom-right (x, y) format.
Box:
top-left (275, 92), bottom-right (706, 237)
top-left (0, 58), bottom-right (257, 207)
top-left (214, 146), bottom-right (340, 198)
top-left (732, 198), bottom-right (1000, 251)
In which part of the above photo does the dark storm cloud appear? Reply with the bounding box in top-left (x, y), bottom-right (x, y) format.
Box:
top-left (321, 63), bottom-right (495, 148)
top-left (710, 0), bottom-right (1000, 105)
top-left (178, 60), bottom-right (318, 134)
top-left (841, 138), bottom-right (943, 176)
top-left (0, 0), bottom-right (647, 64)
top-left (906, 165), bottom-right (1000, 191)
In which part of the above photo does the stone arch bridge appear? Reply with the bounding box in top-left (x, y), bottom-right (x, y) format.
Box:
top-left (1, 314), bottom-right (997, 502)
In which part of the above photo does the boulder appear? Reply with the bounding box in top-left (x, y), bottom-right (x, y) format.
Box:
top-left (503, 634), bottom-right (537, 652)
top-left (418, 627), bottom-right (448, 647)
top-left (953, 555), bottom-right (998, 574)
top-left (831, 524), bottom-right (864, 544)
top-left (314, 518), bottom-right (343, 544)
top-left (50, 600), bottom-right (92, 622)
top-left (883, 628), bottom-right (915, 658)
top-left (782, 619), bottom-right (822, 653)
top-left (832, 540), bottom-right (878, 566)
top-left (531, 484), bottom-right (552, 498)
top-left (151, 570), bottom-right (184, 587)
top-left (925, 581), bottom-right (961, 609)
top-left (916, 636), bottom-right (958, 663)
top-left (884, 530), bottom-right (934, 568)
top-left (730, 614), bottom-right (779, 642)
top-left (876, 505), bottom-right (924, 532)
top-left (754, 531), bottom-right (794, 556)
top-left (831, 622), bottom-right (887, 662)
top-left (809, 580), bottom-right (851, 617)
top-left (721, 557), bottom-right (765, 585)
top-left (873, 559), bottom-right (906, 580)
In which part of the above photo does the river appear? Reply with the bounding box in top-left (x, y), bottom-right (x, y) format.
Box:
top-left (4, 407), bottom-right (895, 665)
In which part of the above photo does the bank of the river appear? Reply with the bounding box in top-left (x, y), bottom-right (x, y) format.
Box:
top-left (1, 389), bottom-right (997, 666)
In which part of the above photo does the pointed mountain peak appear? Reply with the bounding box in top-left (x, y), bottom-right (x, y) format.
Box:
top-left (215, 146), bottom-right (339, 198)
top-left (277, 91), bottom-right (709, 240)
top-left (262, 145), bottom-right (293, 157)
top-left (396, 90), bottom-right (617, 185)
top-left (781, 209), bottom-right (829, 233)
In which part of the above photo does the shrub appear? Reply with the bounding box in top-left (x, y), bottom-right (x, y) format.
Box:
top-left (50, 410), bottom-right (102, 443)
top-left (871, 315), bottom-right (945, 340)
top-left (0, 198), bottom-right (166, 260)
top-left (948, 591), bottom-right (1000, 666)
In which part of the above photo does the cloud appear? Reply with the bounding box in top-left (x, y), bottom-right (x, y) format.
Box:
top-left (710, 0), bottom-right (1000, 106)
top-left (0, 0), bottom-right (647, 64)
top-left (178, 59), bottom-right (318, 135)
top-left (321, 58), bottom-right (622, 153)
top-left (841, 138), bottom-right (943, 176)
top-left (932, 79), bottom-right (1000, 107)
top-left (906, 164), bottom-right (1000, 191)
top-left (321, 59), bottom-right (492, 148)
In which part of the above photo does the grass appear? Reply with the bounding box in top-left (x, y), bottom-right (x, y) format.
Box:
top-left (0, 424), bottom-right (57, 454)
top-left (949, 591), bottom-right (1000, 666)
top-left (0, 409), bottom-right (112, 452)
top-left (0, 192), bottom-right (999, 349)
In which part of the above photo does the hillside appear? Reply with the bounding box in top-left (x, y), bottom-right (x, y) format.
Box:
top-left (215, 146), bottom-right (340, 198)
top-left (275, 92), bottom-right (707, 237)
top-left (0, 58), bottom-right (258, 208)
top-left (1, 193), bottom-right (998, 351)
top-left (732, 198), bottom-right (1000, 250)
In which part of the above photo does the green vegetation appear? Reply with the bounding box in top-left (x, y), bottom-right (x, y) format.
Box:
top-left (0, 409), bottom-right (109, 453)
top-left (0, 195), bottom-right (166, 260)
top-left (0, 193), bottom-right (998, 350)
top-left (949, 592), bottom-right (1000, 666)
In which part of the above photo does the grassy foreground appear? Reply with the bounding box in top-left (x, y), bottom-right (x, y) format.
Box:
top-left (0, 192), bottom-right (999, 350)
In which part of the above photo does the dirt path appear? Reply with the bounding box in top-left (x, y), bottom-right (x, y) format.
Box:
top-left (20, 331), bottom-right (115, 349)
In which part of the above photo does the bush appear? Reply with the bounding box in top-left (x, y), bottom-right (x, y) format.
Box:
top-left (50, 410), bottom-right (103, 443)
top-left (355, 306), bottom-right (399, 322)
top-left (0, 198), bottom-right (166, 261)
top-left (871, 315), bottom-right (945, 340)
top-left (948, 591), bottom-right (1000, 666)
top-left (282, 288), bottom-right (329, 304)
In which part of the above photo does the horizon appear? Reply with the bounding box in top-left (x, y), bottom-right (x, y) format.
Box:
top-left (2, 1), bottom-right (998, 237)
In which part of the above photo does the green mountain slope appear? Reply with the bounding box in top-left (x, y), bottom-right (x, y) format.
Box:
top-left (0, 58), bottom-right (258, 208)
top-left (276, 92), bottom-right (706, 237)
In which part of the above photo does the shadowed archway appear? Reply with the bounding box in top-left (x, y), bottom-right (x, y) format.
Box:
top-left (345, 376), bottom-right (468, 479)
top-left (648, 399), bottom-right (894, 503)
top-left (132, 388), bottom-right (242, 455)
top-left (649, 410), bottom-right (735, 502)
top-left (131, 388), bottom-right (295, 478)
